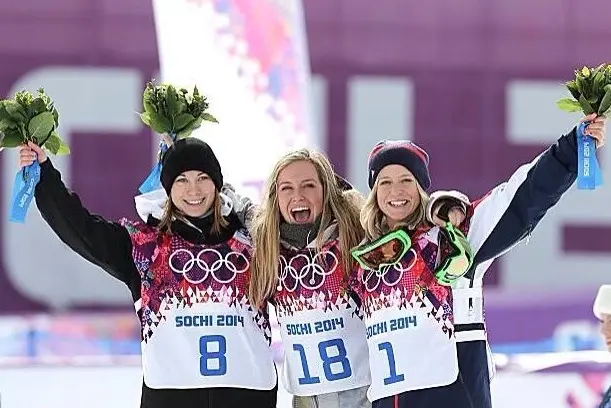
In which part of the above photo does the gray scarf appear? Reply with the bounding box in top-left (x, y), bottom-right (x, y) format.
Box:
top-left (279, 216), bottom-right (322, 249)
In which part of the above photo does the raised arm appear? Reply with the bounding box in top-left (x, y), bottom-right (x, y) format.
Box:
top-left (428, 117), bottom-right (605, 270)
top-left (425, 120), bottom-right (604, 346)
top-left (23, 143), bottom-right (138, 285)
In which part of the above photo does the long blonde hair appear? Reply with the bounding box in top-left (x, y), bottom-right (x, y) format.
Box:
top-left (158, 193), bottom-right (228, 234)
top-left (360, 179), bottom-right (430, 241)
top-left (249, 149), bottom-right (365, 309)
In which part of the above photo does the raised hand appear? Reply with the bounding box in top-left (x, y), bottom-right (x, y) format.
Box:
top-left (581, 113), bottom-right (607, 148)
top-left (18, 141), bottom-right (47, 168)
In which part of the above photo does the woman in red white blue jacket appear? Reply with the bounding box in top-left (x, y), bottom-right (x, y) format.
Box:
top-left (351, 113), bottom-right (606, 408)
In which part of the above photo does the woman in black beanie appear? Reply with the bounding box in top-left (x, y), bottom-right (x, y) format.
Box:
top-left (19, 137), bottom-right (278, 408)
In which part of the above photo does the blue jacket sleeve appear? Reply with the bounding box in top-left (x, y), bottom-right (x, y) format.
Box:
top-left (428, 127), bottom-right (578, 279)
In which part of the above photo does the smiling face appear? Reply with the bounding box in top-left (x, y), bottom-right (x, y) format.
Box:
top-left (170, 170), bottom-right (216, 217)
top-left (276, 160), bottom-right (324, 224)
top-left (375, 164), bottom-right (421, 229)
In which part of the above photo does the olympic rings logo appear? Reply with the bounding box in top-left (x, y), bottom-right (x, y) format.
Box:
top-left (277, 251), bottom-right (339, 292)
top-left (362, 248), bottom-right (417, 292)
top-left (169, 248), bottom-right (249, 284)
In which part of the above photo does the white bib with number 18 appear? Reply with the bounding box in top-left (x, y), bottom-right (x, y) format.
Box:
top-left (279, 308), bottom-right (371, 396)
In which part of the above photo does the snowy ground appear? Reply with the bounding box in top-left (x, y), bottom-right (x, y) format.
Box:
top-left (0, 365), bottom-right (293, 408)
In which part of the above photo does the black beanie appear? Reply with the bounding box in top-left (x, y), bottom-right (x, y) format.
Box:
top-left (367, 140), bottom-right (431, 190)
top-left (160, 138), bottom-right (223, 194)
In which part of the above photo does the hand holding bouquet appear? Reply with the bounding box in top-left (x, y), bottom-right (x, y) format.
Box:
top-left (557, 64), bottom-right (610, 190)
top-left (557, 64), bottom-right (611, 117)
top-left (138, 81), bottom-right (218, 193)
top-left (0, 88), bottom-right (69, 222)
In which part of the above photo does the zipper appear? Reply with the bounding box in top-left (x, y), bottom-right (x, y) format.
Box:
top-left (182, 218), bottom-right (203, 234)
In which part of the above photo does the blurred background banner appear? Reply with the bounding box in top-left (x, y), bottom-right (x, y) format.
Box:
top-left (152, 0), bottom-right (315, 202)
top-left (1, 0), bottom-right (611, 406)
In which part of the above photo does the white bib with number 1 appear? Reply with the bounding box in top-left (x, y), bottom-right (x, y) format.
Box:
top-left (365, 304), bottom-right (458, 401)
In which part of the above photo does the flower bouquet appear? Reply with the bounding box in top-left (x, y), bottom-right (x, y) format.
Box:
top-left (138, 81), bottom-right (218, 193)
top-left (557, 64), bottom-right (611, 190)
top-left (0, 88), bottom-right (69, 222)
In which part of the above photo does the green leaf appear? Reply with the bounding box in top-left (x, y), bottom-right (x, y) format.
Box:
top-left (140, 80), bottom-right (216, 135)
top-left (0, 101), bottom-right (9, 121)
top-left (575, 75), bottom-right (588, 95)
top-left (0, 117), bottom-right (17, 132)
top-left (175, 93), bottom-right (188, 115)
top-left (598, 86), bottom-right (611, 115)
top-left (57, 139), bottom-right (70, 155)
top-left (148, 111), bottom-right (172, 134)
top-left (4, 100), bottom-right (27, 122)
top-left (592, 68), bottom-right (605, 95)
top-left (566, 81), bottom-right (581, 100)
top-left (176, 126), bottom-right (193, 138)
top-left (156, 85), bottom-right (169, 118)
top-left (556, 98), bottom-right (582, 113)
top-left (142, 85), bottom-right (156, 114)
top-left (586, 89), bottom-right (599, 104)
top-left (578, 94), bottom-right (595, 114)
top-left (139, 112), bottom-right (152, 127)
top-left (173, 113), bottom-right (196, 131)
top-left (201, 112), bottom-right (218, 123)
top-left (165, 85), bottom-right (179, 118)
top-left (0, 130), bottom-right (24, 148)
top-left (176, 123), bottom-right (195, 138)
top-left (28, 112), bottom-right (55, 144)
top-left (42, 131), bottom-right (70, 155)
top-left (142, 98), bottom-right (156, 115)
top-left (29, 98), bottom-right (48, 116)
top-left (43, 131), bottom-right (61, 154)
top-left (51, 106), bottom-right (59, 126)
top-left (176, 117), bottom-right (203, 138)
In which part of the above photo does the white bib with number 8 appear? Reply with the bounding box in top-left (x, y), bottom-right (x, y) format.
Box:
top-left (141, 302), bottom-right (276, 390)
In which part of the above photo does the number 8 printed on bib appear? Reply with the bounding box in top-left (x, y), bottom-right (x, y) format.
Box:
top-left (199, 335), bottom-right (227, 376)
